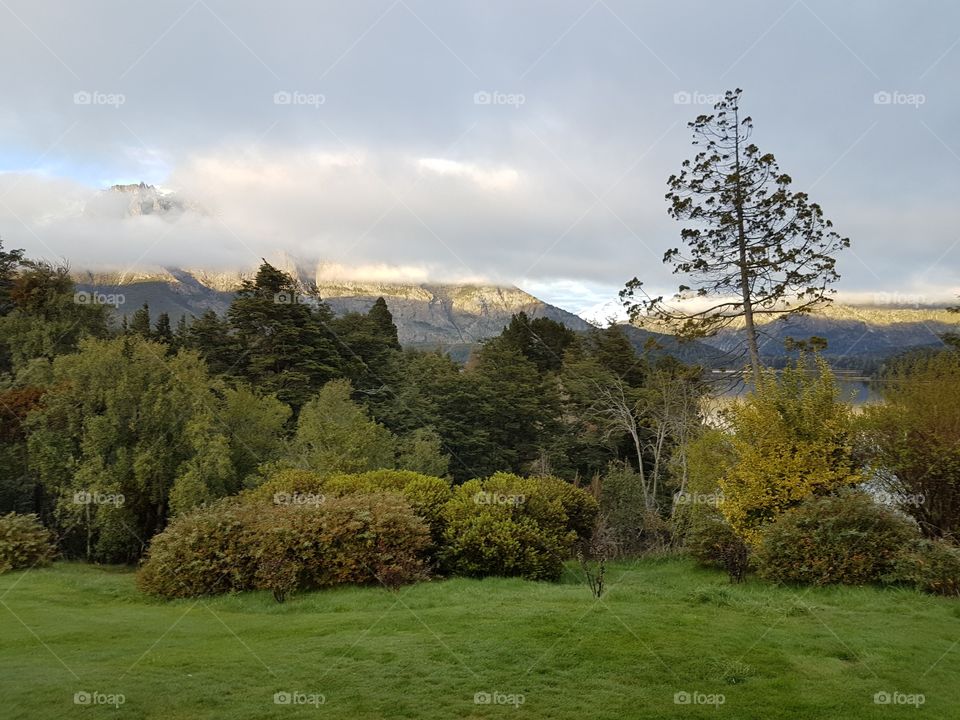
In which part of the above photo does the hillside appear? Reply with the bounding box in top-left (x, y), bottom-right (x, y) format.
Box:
top-left (73, 267), bottom-right (593, 349)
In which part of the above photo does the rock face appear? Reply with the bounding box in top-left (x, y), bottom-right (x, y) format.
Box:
top-left (705, 304), bottom-right (959, 362)
top-left (73, 267), bottom-right (593, 346)
top-left (82, 183), bottom-right (199, 219)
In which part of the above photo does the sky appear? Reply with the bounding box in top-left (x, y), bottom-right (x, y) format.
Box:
top-left (0, 0), bottom-right (958, 315)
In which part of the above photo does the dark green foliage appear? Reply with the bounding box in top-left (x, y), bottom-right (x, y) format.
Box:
top-left (0, 260), bottom-right (109, 372)
top-left (153, 312), bottom-right (174, 345)
top-left (493, 311), bottom-right (577, 373)
top-left (755, 493), bottom-right (918, 586)
top-left (226, 262), bottom-right (341, 410)
top-left (0, 238), bottom-right (24, 317)
top-left (0, 512), bottom-right (56, 573)
top-left (128, 302), bottom-right (152, 338)
top-left (367, 296), bottom-right (400, 350)
top-left (181, 310), bottom-right (239, 376)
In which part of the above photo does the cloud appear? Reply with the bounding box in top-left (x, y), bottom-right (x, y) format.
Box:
top-left (1, 1), bottom-right (960, 312)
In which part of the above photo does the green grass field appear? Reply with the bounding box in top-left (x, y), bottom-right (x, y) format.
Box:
top-left (0, 558), bottom-right (956, 719)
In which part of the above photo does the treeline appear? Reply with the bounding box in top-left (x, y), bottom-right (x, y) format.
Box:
top-left (0, 243), bottom-right (706, 562)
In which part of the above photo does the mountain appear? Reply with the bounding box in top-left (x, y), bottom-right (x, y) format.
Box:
top-left (73, 267), bottom-right (593, 354)
top-left (75, 264), bottom-right (960, 370)
top-left (82, 182), bottom-right (200, 219)
top-left (702, 303), bottom-right (958, 367)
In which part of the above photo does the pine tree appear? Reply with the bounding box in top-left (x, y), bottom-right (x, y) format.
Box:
top-left (368, 296), bottom-right (401, 350)
top-left (154, 312), bottom-right (174, 345)
top-left (129, 303), bottom-right (152, 338)
top-left (622, 89), bottom-right (849, 382)
top-left (226, 262), bottom-right (341, 411)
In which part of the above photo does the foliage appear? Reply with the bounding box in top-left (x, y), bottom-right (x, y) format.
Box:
top-left (439, 474), bottom-right (597, 581)
top-left (755, 493), bottom-right (918, 586)
top-left (0, 259), bottom-right (109, 374)
top-left (718, 356), bottom-right (863, 544)
top-left (885, 539), bottom-right (960, 597)
top-left (0, 512), bottom-right (56, 573)
top-left (622, 88), bottom-right (849, 379)
top-left (253, 468), bottom-right (453, 544)
top-left (685, 508), bottom-right (749, 583)
top-left (25, 337), bottom-right (256, 561)
top-left (226, 262), bottom-right (341, 410)
top-left (284, 379), bottom-right (396, 474)
top-left (861, 350), bottom-right (960, 539)
top-left (137, 494), bottom-right (430, 599)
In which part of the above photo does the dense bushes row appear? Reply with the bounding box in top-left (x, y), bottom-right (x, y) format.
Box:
top-left (685, 492), bottom-right (960, 596)
top-left (137, 470), bottom-right (598, 598)
top-left (137, 493), bottom-right (430, 600)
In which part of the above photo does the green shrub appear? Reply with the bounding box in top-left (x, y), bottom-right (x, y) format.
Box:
top-left (249, 468), bottom-right (452, 543)
top-left (885, 539), bottom-right (960, 597)
top-left (138, 494), bottom-right (430, 599)
top-left (755, 493), bottom-right (919, 586)
top-left (136, 500), bottom-right (261, 598)
top-left (439, 475), bottom-right (596, 581)
top-left (0, 512), bottom-right (56, 573)
top-left (685, 509), bottom-right (749, 582)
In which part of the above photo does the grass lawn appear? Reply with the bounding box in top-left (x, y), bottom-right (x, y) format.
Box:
top-left (0, 557), bottom-right (957, 719)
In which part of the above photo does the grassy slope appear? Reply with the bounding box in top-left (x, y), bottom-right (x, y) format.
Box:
top-left (0, 558), bottom-right (957, 719)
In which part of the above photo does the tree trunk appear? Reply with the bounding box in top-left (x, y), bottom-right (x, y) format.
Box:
top-left (732, 106), bottom-right (762, 384)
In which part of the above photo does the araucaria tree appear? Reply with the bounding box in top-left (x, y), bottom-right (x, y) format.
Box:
top-left (622, 89), bottom-right (850, 381)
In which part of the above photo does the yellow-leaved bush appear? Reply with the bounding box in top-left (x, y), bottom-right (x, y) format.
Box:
top-left (718, 356), bottom-right (864, 545)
